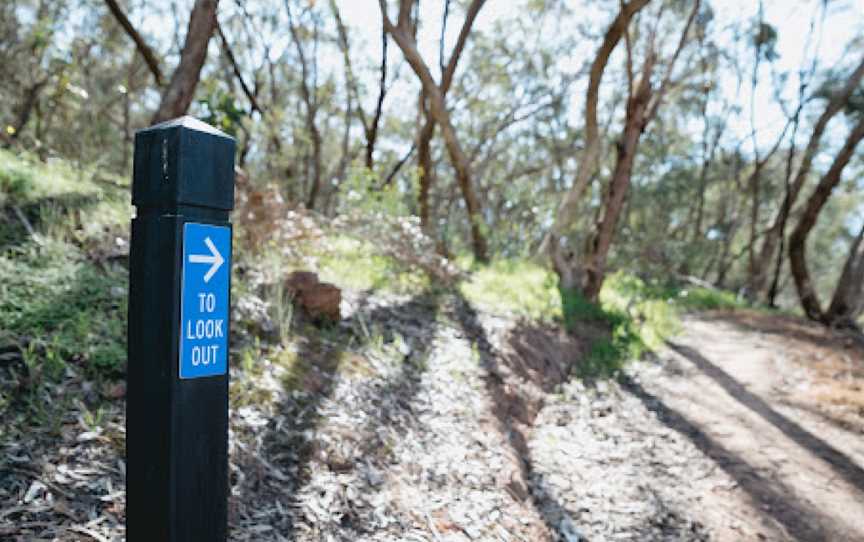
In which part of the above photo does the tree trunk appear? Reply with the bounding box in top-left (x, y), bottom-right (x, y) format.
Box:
top-left (286, 1), bottom-right (323, 210)
top-left (543, 0), bottom-right (651, 254)
top-left (746, 160), bottom-right (763, 297)
top-left (435, 96), bottom-right (488, 262)
top-left (332, 0), bottom-right (388, 170)
top-left (366, 26), bottom-right (388, 169)
top-left (581, 82), bottom-right (649, 301)
top-left (551, 0), bottom-right (699, 306)
top-left (381, 1), bottom-right (490, 262)
top-left (753, 53), bottom-right (864, 296)
top-left (417, 92), bottom-right (437, 231)
top-left (10, 79), bottom-right (47, 141)
top-left (151, 0), bottom-right (219, 125)
top-left (826, 222), bottom-right (864, 329)
top-left (104, 0), bottom-right (165, 86)
top-left (789, 115), bottom-right (864, 322)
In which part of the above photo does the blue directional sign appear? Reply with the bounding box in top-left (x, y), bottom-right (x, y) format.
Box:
top-left (179, 222), bottom-right (231, 379)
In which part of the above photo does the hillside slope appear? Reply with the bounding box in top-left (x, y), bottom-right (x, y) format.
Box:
top-left (2, 151), bottom-right (863, 541)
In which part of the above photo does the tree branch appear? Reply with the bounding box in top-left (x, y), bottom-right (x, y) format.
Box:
top-left (645, 0), bottom-right (701, 123)
top-left (103, 0), bottom-right (164, 86)
top-left (216, 20), bottom-right (261, 113)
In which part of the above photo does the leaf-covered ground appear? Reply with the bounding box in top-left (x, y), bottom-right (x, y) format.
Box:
top-left (3, 280), bottom-right (863, 541)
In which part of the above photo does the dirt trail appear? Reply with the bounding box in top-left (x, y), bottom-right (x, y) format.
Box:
top-left (633, 312), bottom-right (864, 541)
top-left (3, 293), bottom-right (863, 541)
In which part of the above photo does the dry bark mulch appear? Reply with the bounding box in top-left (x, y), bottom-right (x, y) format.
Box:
top-left (5, 297), bottom-right (860, 541)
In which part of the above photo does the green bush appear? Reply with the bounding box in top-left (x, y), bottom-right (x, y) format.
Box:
top-left (672, 286), bottom-right (748, 311)
top-left (0, 235), bottom-right (127, 378)
top-left (0, 164), bottom-right (33, 204)
top-left (459, 259), bottom-right (561, 320)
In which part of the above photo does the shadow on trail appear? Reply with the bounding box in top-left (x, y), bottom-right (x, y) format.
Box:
top-left (450, 292), bottom-right (578, 540)
top-left (620, 374), bottom-right (838, 541)
top-left (667, 341), bottom-right (864, 496)
top-left (698, 311), bottom-right (846, 352)
top-left (247, 290), bottom-right (441, 537)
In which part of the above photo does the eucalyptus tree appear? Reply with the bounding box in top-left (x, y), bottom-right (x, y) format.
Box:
top-left (379, 0), bottom-right (490, 263)
top-left (789, 110), bottom-right (864, 325)
top-left (545, 0), bottom-right (704, 306)
top-left (0, 0), bottom-right (70, 148)
top-left (442, 2), bottom-right (577, 256)
top-left (105, 0), bottom-right (220, 125)
top-left (751, 53), bottom-right (864, 298)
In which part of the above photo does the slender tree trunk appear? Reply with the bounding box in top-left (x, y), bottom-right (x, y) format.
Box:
top-left (366, 27), bottom-right (388, 169)
top-left (151, 0), bottom-right (219, 125)
top-left (332, 0), bottom-right (388, 170)
top-left (10, 79), bottom-right (47, 141)
top-left (542, 0), bottom-right (651, 258)
top-left (766, 116), bottom-right (802, 307)
top-left (753, 53), bottom-right (864, 296)
top-left (286, 1), bottom-right (323, 210)
top-left (789, 115), bottom-right (864, 322)
top-left (417, 92), bottom-right (437, 230)
top-left (747, 161), bottom-right (762, 295)
top-left (826, 222), bottom-right (864, 329)
top-left (381, 0), bottom-right (490, 262)
top-left (581, 78), bottom-right (650, 301)
top-left (557, 0), bottom-right (699, 304)
top-left (104, 0), bottom-right (165, 86)
top-left (740, 118), bottom-right (793, 295)
top-left (435, 96), bottom-right (488, 261)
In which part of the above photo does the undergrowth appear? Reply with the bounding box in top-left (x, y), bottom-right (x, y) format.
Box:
top-left (315, 235), bottom-right (430, 294)
top-left (0, 146), bottom-right (758, 409)
top-left (459, 260), bottom-right (753, 379)
top-left (0, 150), bottom-right (129, 393)
top-left (458, 259), bottom-right (561, 320)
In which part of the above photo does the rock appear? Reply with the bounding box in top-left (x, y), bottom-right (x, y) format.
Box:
top-left (285, 271), bottom-right (320, 295)
top-left (300, 283), bottom-right (341, 323)
top-left (102, 381), bottom-right (127, 399)
top-left (285, 271), bottom-right (341, 323)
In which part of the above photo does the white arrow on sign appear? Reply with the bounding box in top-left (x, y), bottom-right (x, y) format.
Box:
top-left (188, 236), bottom-right (224, 283)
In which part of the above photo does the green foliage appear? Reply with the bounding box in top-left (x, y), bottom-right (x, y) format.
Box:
top-left (557, 285), bottom-right (605, 328)
top-left (458, 259), bottom-right (561, 320)
top-left (315, 236), bottom-right (430, 294)
top-left (0, 158), bottom-right (34, 204)
top-left (672, 286), bottom-right (748, 311)
top-left (337, 165), bottom-right (419, 218)
top-left (0, 239), bottom-right (127, 377)
top-left (0, 150), bottom-right (129, 382)
top-left (561, 271), bottom-right (754, 379)
top-left (0, 149), bottom-right (114, 205)
top-left (198, 86), bottom-right (246, 137)
top-left (456, 261), bottom-right (724, 378)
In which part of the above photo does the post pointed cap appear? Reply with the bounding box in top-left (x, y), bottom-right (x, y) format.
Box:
top-left (133, 116), bottom-right (236, 211)
top-left (140, 116), bottom-right (232, 139)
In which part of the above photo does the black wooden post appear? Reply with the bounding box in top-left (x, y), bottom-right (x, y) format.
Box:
top-left (127, 116), bottom-right (235, 541)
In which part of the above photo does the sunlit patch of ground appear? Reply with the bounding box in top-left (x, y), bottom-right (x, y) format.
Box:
top-left (709, 309), bottom-right (864, 434)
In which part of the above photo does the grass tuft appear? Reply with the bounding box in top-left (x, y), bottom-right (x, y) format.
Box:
top-left (458, 259), bottom-right (561, 320)
top-left (0, 239), bottom-right (127, 377)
